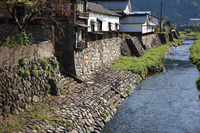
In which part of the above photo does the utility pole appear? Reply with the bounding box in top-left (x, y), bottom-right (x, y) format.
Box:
top-left (160, 0), bottom-right (162, 32)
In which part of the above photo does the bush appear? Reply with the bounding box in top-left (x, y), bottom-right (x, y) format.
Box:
top-left (185, 29), bottom-right (192, 33)
top-left (19, 58), bottom-right (28, 66)
top-left (52, 60), bottom-right (59, 66)
top-left (42, 59), bottom-right (49, 70)
top-left (31, 69), bottom-right (38, 77)
top-left (2, 32), bottom-right (33, 47)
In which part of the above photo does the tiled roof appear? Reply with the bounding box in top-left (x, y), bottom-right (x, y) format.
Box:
top-left (88, 2), bottom-right (120, 16)
top-left (89, 0), bottom-right (130, 11)
top-left (120, 15), bottom-right (147, 24)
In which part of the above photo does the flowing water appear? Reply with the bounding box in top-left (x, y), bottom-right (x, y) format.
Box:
top-left (102, 36), bottom-right (200, 133)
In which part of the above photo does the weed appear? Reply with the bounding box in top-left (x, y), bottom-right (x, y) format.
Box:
top-left (23, 80), bottom-right (27, 86)
top-left (19, 58), bottom-right (28, 66)
top-left (31, 69), bottom-right (38, 77)
top-left (42, 59), bottom-right (49, 70)
top-left (60, 87), bottom-right (64, 92)
top-left (2, 32), bottom-right (33, 47)
top-left (125, 87), bottom-right (131, 94)
top-left (19, 69), bottom-right (25, 75)
top-left (52, 60), bottom-right (59, 66)
top-left (78, 118), bottom-right (83, 123)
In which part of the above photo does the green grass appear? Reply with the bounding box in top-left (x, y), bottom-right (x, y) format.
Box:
top-left (170, 38), bottom-right (183, 46)
top-left (0, 103), bottom-right (74, 132)
top-left (111, 45), bottom-right (169, 78)
top-left (189, 32), bottom-right (200, 90)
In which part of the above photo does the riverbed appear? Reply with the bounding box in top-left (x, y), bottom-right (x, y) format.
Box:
top-left (102, 36), bottom-right (200, 133)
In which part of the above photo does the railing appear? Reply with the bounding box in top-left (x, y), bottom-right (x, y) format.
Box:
top-left (76, 11), bottom-right (89, 19)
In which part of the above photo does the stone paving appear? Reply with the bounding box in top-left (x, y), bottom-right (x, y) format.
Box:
top-left (1, 68), bottom-right (141, 133)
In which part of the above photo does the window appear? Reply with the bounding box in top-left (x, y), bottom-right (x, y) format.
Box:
top-left (91, 24), bottom-right (95, 32)
top-left (97, 20), bottom-right (102, 31)
top-left (109, 22), bottom-right (113, 31)
top-left (115, 23), bottom-right (119, 31)
top-left (75, 29), bottom-right (87, 49)
top-left (90, 19), bottom-right (96, 32)
top-left (76, 0), bottom-right (86, 12)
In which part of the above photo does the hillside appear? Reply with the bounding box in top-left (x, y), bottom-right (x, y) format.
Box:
top-left (131, 0), bottom-right (200, 25)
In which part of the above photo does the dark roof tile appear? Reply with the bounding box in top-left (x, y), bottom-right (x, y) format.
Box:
top-left (88, 2), bottom-right (120, 16)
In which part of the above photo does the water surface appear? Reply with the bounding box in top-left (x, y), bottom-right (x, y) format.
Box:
top-left (102, 37), bottom-right (200, 133)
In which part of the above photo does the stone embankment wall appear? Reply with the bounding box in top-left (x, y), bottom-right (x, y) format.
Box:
top-left (125, 37), bottom-right (146, 57)
top-left (0, 41), bottom-right (54, 67)
top-left (142, 34), bottom-right (162, 49)
top-left (0, 42), bottom-right (62, 119)
top-left (75, 38), bottom-right (121, 79)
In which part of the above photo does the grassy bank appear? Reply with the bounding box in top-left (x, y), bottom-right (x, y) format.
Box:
top-left (110, 45), bottom-right (170, 78)
top-left (189, 32), bottom-right (200, 92)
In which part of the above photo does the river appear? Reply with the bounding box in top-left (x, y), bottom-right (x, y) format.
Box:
top-left (102, 36), bottom-right (200, 133)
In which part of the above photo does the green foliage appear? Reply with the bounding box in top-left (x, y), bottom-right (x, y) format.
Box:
top-left (189, 32), bottom-right (200, 92)
top-left (185, 29), bottom-right (192, 34)
top-left (19, 68), bottom-right (25, 76)
top-left (19, 58), bottom-right (28, 66)
top-left (60, 87), bottom-right (64, 92)
top-left (59, 63), bottom-right (66, 74)
top-left (31, 69), bottom-right (38, 77)
top-left (42, 59), bottom-right (49, 70)
top-left (2, 32), bottom-right (33, 47)
top-left (23, 80), bottom-right (27, 86)
top-left (48, 66), bottom-right (56, 77)
top-left (125, 87), bottom-right (131, 94)
top-left (31, 65), bottom-right (38, 77)
top-left (165, 20), bottom-right (173, 28)
top-left (52, 60), bottom-right (59, 67)
top-left (78, 118), bottom-right (83, 123)
top-left (24, 69), bottom-right (30, 77)
top-left (111, 45), bottom-right (169, 78)
top-left (196, 77), bottom-right (200, 90)
top-left (193, 26), bottom-right (200, 32)
top-left (45, 84), bottom-right (51, 89)
top-left (19, 66), bottom-right (30, 77)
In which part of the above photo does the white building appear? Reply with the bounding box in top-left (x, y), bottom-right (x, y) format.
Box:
top-left (119, 14), bottom-right (156, 35)
top-left (87, 2), bottom-right (120, 33)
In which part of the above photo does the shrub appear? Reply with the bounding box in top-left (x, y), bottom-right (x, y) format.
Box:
top-left (42, 59), bottom-right (49, 70)
top-left (31, 69), bottom-right (38, 77)
top-left (19, 58), bottom-right (28, 66)
top-left (2, 32), bottom-right (33, 47)
top-left (24, 69), bottom-right (30, 77)
top-left (19, 69), bottom-right (25, 75)
top-left (52, 60), bottom-right (59, 66)
top-left (185, 29), bottom-right (192, 33)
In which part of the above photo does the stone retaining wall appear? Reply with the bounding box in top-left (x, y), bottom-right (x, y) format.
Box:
top-left (142, 34), bottom-right (162, 49)
top-left (0, 41), bottom-right (54, 67)
top-left (0, 42), bottom-right (62, 119)
top-left (0, 57), bottom-right (61, 118)
top-left (75, 38), bottom-right (121, 79)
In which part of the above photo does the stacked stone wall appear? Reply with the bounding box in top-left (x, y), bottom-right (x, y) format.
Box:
top-left (0, 41), bottom-right (54, 67)
top-left (75, 38), bottom-right (121, 79)
top-left (142, 34), bottom-right (162, 49)
top-left (0, 42), bottom-right (62, 119)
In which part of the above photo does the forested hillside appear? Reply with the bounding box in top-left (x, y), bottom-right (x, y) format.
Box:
top-left (131, 0), bottom-right (200, 25)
